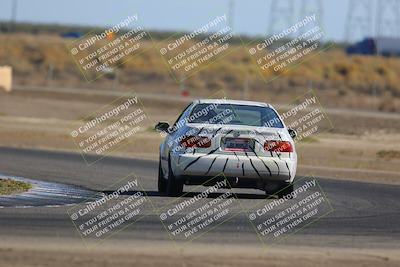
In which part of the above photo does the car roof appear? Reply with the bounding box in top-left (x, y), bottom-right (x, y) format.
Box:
top-left (195, 99), bottom-right (271, 108)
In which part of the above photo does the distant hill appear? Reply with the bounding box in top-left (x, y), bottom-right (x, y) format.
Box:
top-left (0, 22), bottom-right (398, 112)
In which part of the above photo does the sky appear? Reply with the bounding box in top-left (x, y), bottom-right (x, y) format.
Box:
top-left (0, 0), bottom-right (371, 42)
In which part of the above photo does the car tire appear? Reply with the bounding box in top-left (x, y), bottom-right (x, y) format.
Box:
top-left (158, 157), bottom-right (167, 194)
top-left (166, 155), bottom-right (184, 197)
top-left (277, 183), bottom-right (294, 199)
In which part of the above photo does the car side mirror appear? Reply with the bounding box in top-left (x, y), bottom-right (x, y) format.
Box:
top-left (288, 128), bottom-right (297, 139)
top-left (155, 121), bottom-right (170, 133)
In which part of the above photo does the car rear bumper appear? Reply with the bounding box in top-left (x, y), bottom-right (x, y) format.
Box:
top-left (171, 153), bottom-right (296, 183)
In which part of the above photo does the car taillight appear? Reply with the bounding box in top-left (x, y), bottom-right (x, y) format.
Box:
top-left (264, 141), bottom-right (293, 152)
top-left (181, 136), bottom-right (211, 148)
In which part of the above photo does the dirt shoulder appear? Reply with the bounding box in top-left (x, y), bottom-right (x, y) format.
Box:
top-left (0, 239), bottom-right (399, 267)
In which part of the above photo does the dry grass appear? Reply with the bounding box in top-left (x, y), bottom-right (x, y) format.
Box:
top-left (1, 33), bottom-right (400, 111)
top-left (0, 179), bottom-right (32, 195)
top-left (377, 150), bottom-right (400, 160)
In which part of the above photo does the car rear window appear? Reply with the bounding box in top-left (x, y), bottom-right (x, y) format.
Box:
top-left (188, 103), bottom-right (284, 128)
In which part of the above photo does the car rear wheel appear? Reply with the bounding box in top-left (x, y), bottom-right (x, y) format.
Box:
top-left (166, 155), bottom-right (184, 197)
top-left (158, 157), bottom-right (167, 193)
top-left (277, 183), bottom-right (294, 199)
top-left (265, 182), bottom-right (294, 199)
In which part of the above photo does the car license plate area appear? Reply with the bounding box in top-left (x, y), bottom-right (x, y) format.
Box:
top-left (222, 138), bottom-right (253, 152)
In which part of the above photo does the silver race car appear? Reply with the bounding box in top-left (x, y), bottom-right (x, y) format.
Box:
top-left (155, 99), bottom-right (297, 197)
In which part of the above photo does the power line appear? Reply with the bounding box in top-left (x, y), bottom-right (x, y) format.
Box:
top-left (268, 0), bottom-right (295, 36)
top-left (299, 0), bottom-right (324, 35)
top-left (376, 0), bottom-right (400, 38)
top-left (344, 0), bottom-right (374, 42)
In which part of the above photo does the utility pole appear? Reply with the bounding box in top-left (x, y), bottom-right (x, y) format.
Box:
top-left (228, 0), bottom-right (235, 32)
top-left (10, 0), bottom-right (18, 32)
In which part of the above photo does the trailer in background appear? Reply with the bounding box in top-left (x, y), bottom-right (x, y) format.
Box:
top-left (347, 37), bottom-right (400, 57)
